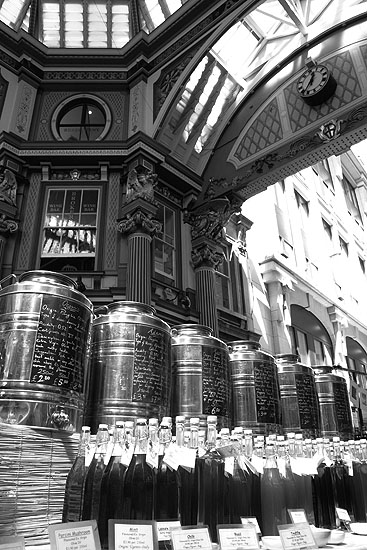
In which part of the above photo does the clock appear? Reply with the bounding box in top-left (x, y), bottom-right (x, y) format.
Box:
top-left (297, 63), bottom-right (337, 106)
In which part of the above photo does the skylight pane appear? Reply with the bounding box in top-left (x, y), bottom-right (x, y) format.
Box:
top-left (144, 0), bottom-right (165, 27)
top-left (65, 1), bottom-right (83, 46)
top-left (42, 1), bottom-right (60, 46)
top-left (166, 0), bottom-right (182, 11)
top-left (0, 0), bottom-right (28, 26)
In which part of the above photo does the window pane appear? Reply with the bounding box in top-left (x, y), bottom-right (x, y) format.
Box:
top-left (42, 188), bottom-right (99, 259)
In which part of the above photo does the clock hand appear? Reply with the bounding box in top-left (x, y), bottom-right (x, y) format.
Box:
top-left (306, 72), bottom-right (315, 89)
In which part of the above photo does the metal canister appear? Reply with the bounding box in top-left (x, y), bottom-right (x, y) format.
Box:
top-left (314, 366), bottom-right (354, 439)
top-left (171, 324), bottom-right (230, 429)
top-left (228, 340), bottom-right (282, 435)
top-left (275, 354), bottom-right (321, 438)
top-left (86, 301), bottom-right (171, 431)
top-left (0, 270), bottom-right (93, 431)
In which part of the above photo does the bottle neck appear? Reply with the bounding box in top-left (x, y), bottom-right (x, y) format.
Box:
top-left (134, 423), bottom-right (148, 454)
top-left (159, 425), bottom-right (171, 454)
top-left (176, 423), bottom-right (185, 447)
top-left (78, 428), bottom-right (91, 457)
top-left (206, 423), bottom-right (217, 450)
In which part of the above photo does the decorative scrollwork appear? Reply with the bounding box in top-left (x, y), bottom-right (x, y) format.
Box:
top-left (117, 209), bottom-right (162, 236)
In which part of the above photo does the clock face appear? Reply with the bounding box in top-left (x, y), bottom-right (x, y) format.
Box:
top-left (297, 65), bottom-right (330, 97)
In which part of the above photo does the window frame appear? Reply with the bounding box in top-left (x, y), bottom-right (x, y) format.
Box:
top-left (39, 184), bottom-right (102, 272)
top-left (51, 94), bottom-right (112, 142)
top-left (153, 197), bottom-right (179, 286)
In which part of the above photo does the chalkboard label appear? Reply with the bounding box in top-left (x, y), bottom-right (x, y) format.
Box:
top-left (295, 373), bottom-right (319, 430)
top-left (202, 345), bottom-right (230, 417)
top-left (334, 381), bottom-right (352, 434)
top-left (30, 295), bottom-right (91, 392)
top-left (132, 324), bottom-right (170, 406)
top-left (254, 361), bottom-right (280, 424)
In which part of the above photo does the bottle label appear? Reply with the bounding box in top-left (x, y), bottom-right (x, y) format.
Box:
top-left (146, 441), bottom-right (159, 469)
top-left (224, 456), bottom-right (234, 476)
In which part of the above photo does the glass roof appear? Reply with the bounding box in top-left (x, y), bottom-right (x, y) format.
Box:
top-left (170, 0), bottom-right (367, 155)
top-left (0, 0), bottom-right (187, 48)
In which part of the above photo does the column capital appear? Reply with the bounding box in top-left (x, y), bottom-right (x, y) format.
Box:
top-left (117, 198), bottom-right (162, 236)
top-left (191, 238), bottom-right (224, 270)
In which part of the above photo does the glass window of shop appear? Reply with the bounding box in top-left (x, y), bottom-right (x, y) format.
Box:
top-left (154, 202), bottom-right (177, 284)
top-left (346, 337), bottom-right (367, 390)
top-left (40, 187), bottom-right (100, 272)
top-left (289, 305), bottom-right (333, 367)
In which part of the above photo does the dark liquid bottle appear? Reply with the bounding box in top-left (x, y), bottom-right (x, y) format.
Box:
top-left (197, 415), bottom-right (226, 542)
top-left (82, 423), bottom-right (109, 521)
top-left (62, 425), bottom-right (91, 522)
top-left (277, 437), bottom-right (298, 518)
top-left (177, 416), bottom-right (199, 526)
top-left (330, 436), bottom-right (353, 520)
top-left (351, 439), bottom-right (367, 521)
top-left (312, 438), bottom-right (337, 529)
top-left (122, 418), bottom-right (156, 520)
top-left (260, 443), bottom-right (287, 536)
top-left (98, 421), bottom-right (127, 549)
top-left (155, 417), bottom-right (180, 521)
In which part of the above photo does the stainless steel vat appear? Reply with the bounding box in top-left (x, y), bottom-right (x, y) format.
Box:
top-left (228, 340), bottom-right (282, 434)
top-left (0, 270), bottom-right (93, 431)
top-left (171, 324), bottom-right (230, 429)
top-left (313, 366), bottom-right (353, 439)
top-left (86, 301), bottom-right (171, 431)
top-left (275, 353), bottom-right (321, 438)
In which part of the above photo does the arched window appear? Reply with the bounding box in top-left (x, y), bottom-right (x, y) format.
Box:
top-left (346, 337), bottom-right (367, 390)
top-left (289, 304), bottom-right (333, 366)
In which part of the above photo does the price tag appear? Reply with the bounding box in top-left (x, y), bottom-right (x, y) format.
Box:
top-left (278, 523), bottom-right (317, 549)
top-left (250, 455), bottom-right (263, 475)
top-left (218, 524), bottom-right (259, 549)
top-left (110, 520), bottom-right (157, 550)
top-left (156, 521), bottom-right (181, 541)
top-left (170, 527), bottom-right (212, 550)
top-left (177, 447), bottom-right (197, 470)
top-left (241, 517), bottom-right (261, 534)
top-left (288, 509), bottom-right (308, 524)
top-left (335, 508), bottom-right (351, 522)
top-left (0, 536), bottom-right (25, 550)
top-left (48, 520), bottom-right (101, 550)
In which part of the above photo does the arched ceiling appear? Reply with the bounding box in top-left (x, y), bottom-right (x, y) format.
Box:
top-left (1, 0), bottom-right (367, 204)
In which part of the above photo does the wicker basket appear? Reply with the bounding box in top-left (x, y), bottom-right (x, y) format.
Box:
top-left (0, 424), bottom-right (79, 545)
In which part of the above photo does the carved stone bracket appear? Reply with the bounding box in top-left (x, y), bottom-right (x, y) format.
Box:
top-left (191, 240), bottom-right (225, 270)
top-left (117, 198), bottom-right (162, 237)
top-left (184, 191), bottom-right (243, 244)
top-left (0, 213), bottom-right (18, 233)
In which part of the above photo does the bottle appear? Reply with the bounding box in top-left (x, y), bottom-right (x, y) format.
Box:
top-left (294, 434), bottom-right (315, 525)
top-left (177, 416), bottom-right (199, 526)
top-left (82, 423), bottom-right (109, 521)
top-left (276, 437), bottom-right (297, 516)
top-left (312, 438), bottom-right (337, 529)
top-left (122, 418), bottom-right (156, 520)
top-left (155, 417), bottom-right (180, 520)
top-left (245, 430), bottom-right (262, 528)
top-left (330, 436), bottom-right (353, 520)
top-left (351, 438), bottom-right (367, 521)
top-left (98, 421), bottom-right (127, 549)
top-left (227, 427), bottom-right (252, 523)
top-left (197, 415), bottom-right (226, 542)
top-left (260, 442), bottom-right (287, 536)
top-left (62, 425), bottom-right (91, 522)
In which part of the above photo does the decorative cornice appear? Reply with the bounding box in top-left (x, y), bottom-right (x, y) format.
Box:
top-left (44, 71), bottom-right (127, 81)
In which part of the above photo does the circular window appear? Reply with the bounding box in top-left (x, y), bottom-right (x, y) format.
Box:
top-left (52, 94), bottom-right (112, 142)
